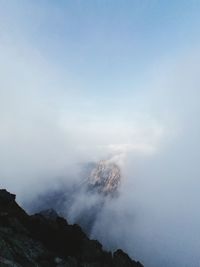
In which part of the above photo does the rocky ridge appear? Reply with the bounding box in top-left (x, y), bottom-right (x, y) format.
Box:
top-left (0, 189), bottom-right (143, 267)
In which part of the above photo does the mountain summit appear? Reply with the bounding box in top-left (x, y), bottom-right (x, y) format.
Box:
top-left (87, 160), bottom-right (121, 195)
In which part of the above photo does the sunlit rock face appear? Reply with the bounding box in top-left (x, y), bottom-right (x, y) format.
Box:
top-left (87, 160), bottom-right (121, 196)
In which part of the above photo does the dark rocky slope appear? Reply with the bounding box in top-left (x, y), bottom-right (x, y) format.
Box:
top-left (0, 189), bottom-right (143, 267)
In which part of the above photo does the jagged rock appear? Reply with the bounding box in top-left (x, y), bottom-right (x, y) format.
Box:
top-left (39, 209), bottom-right (60, 221)
top-left (0, 188), bottom-right (143, 267)
top-left (113, 250), bottom-right (144, 267)
top-left (88, 160), bottom-right (121, 195)
top-left (0, 189), bottom-right (16, 201)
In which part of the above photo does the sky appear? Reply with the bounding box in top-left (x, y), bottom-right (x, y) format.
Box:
top-left (1, 1), bottom-right (200, 267)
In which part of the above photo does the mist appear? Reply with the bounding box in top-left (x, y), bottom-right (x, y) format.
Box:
top-left (1, 2), bottom-right (200, 267)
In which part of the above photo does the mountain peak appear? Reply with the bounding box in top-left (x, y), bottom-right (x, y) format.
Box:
top-left (88, 159), bottom-right (121, 195)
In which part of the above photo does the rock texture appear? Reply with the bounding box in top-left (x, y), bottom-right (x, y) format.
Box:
top-left (0, 189), bottom-right (143, 267)
top-left (87, 160), bottom-right (121, 196)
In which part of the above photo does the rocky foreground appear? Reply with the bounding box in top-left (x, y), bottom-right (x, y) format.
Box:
top-left (0, 189), bottom-right (143, 267)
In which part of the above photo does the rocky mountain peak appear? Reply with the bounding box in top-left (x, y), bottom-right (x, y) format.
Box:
top-left (88, 160), bottom-right (121, 195)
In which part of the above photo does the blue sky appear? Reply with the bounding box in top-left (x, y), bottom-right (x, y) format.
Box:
top-left (1, 0), bottom-right (198, 124)
top-left (2, 0), bottom-right (200, 99)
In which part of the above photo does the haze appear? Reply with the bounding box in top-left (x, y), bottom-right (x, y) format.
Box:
top-left (1, 1), bottom-right (200, 266)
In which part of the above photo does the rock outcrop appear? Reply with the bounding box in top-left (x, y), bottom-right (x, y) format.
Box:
top-left (87, 160), bottom-right (121, 196)
top-left (0, 189), bottom-right (143, 267)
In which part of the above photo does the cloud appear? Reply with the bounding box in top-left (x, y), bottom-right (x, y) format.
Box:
top-left (87, 50), bottom-right (200, 267)
top-left (0, 35), bottom-right (165, 202)
top-left (1, 4), bottom-right (200, 267)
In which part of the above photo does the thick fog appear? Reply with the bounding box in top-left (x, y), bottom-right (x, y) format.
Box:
top-left (88, 53), bottom-right (200, 267)
top-left (1, 3), bottom-right (200, 267)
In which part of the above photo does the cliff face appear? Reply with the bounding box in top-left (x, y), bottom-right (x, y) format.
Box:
top-left (0, 189), bottom-right (143, 267)
top-left (87, 160), bottom-right (121, 196)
